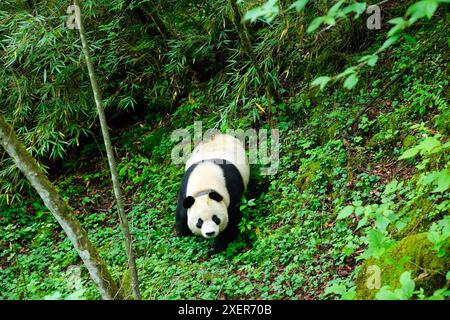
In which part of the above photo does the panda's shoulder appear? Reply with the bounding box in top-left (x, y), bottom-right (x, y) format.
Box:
top-left (215, 161), bottom-right (244, 190)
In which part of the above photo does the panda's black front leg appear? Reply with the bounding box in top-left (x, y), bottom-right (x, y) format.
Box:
top-left (175, 204), bottom-right (191, 236)
top-left (213, 206), bottom-right (240, 253)
top-left (214, 225), bottom-right (238, 252)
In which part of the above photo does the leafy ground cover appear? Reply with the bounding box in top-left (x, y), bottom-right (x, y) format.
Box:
top-left (0, 3), bottom-right (449, 300)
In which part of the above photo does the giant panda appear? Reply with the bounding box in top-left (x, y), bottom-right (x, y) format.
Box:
top-left (175, 133), bottom-right (250, 252)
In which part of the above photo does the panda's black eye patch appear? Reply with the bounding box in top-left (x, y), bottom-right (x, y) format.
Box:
top-left (212, 215), bottom-right (221, 225)
top-left (196, 218), bottom-right (203, 229)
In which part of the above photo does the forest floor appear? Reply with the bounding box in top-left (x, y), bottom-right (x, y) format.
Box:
top-left (0, 18), bottom-right (449, 300)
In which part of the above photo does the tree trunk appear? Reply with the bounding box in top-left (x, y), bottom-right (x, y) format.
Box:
top-left (0, 113), bottom-right (121, 300)
top-left (74, 0), bottom-right (141, 300)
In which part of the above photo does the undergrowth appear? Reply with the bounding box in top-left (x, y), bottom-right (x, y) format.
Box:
top-left (0, 7), bottom-right (449, 300)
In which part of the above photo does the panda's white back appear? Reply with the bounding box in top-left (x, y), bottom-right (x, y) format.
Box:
top-left (185, 133), bottom-right (249, 189)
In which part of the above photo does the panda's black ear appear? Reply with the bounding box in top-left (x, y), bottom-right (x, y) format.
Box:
top-left (209, 191), bottom-right (223, 202)
top-left (183, 196), bottom-right (195, 209)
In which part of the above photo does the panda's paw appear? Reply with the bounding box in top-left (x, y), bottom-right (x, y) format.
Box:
top-left (175, 227), bottom-right (192, 237)
top-left (175, 221), bottom-right (192, 236)
top-left (176, 230), bottom-right (191, 237)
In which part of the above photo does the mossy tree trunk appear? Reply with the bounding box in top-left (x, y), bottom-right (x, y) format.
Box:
top-left (74, 0), bottom-right (141, 300)
top-left (0, 113), bottom-right (121, 300)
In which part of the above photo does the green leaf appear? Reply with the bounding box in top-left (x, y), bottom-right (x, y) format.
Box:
top-left (399, 271), bottom-right (415, 298)
top-left (357, 216), bottom-right (368, 229)
top-left (403, 34), bottom-right (417, 44)
top-left (406, 0), bottom-right (439, 24)
top-left (353, 200), bottom-right (362, 207)
top-left (343, 73), bottom-right (359, 90)
top-left (419, 136), bottom-right (441, 153)
top-left (398, 146), bottom-right (420, 160)
top-left (376, 286), bottom-right (398, 300)
top-left (337, 205), bottom-right (354, 220)
top-left (307, 16), bottom-right (325, 33)
top-left (323, 16), bottom-right (336, 26)
top-left (433, 169), bottom-right (450, 193)
top-left (375, 214), bottom-right (391, 232)
top-left (420, 170), bottom-right (450, 193)
top-left (336, 67), bottom-right (356, 79)
top-left (289, 0), bottom-right (308, 12)
top-left (358, 54), bottom-right (378, 67)
top-left (342, 2), bottom-right (367, 18)
top-left (328, 0), bottom-right (345, 16)
top-left (367, 55), bottom-right (379, 67)
top-left (380, 35), bottom-right (400, 51)
top-left (427, 229), bottom-right (441, 244)
top-left (387, 17), bottom-right (409, 37)
top-left (360, 230), bottom-right (395, 259)
top-left (324, 283), bottom-right (346, 295)
top-left (311, 76), bottom-right (331, 90)
top-left (354, 205), bottom-right (365, 217)
top-left (395, 220), bottom-right (407, 232)
top-left (243, 0), bottom-right (280, 23)
top-left (384, 180), bottom-right (398, 194)
top-left (388, 17), bottom-right (406, 25)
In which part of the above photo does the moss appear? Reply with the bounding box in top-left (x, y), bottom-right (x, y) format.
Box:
top-left (366, 132), bottom-right (387, 148)
top-left (295, 162), bottom-right (322, 192)
top-left (355, 233), bottom-right (449, 300)
top-left (402, 135), bottom-right (417, 149)
top-left (326, 123), bottom-right (340, 141)
top-left (398, 198), bottom-right (434, 237)
top-left (433, 108), bottom-right (450, 135)
top-left (350, 148), bottom-right (366, 170)
top-left (118, 269), bottom-right (133, 300)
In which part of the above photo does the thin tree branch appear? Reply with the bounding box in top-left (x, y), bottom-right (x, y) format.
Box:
top-left (73, 0), bottom-right (141, 300)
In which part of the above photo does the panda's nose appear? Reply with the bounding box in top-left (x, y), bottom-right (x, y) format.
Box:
top-left (206, 231), bottom-right (215, 237)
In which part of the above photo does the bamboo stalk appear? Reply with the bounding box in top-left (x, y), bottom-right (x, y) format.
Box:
top-left (73, 0), bottom-right (141, 300)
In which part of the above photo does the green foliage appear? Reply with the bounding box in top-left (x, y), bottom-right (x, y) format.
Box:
top-left (353, 233), bottom-right (449, 300)
top-left (427, 217), bottom-right (450, 258)
top-left (307, 0), bottom-right (449, 91)
top-left (239, 197), bottom-right (257, 234)
top-left (289, 0), bottom-right (309, 13)
top-left (324, 282), bottom-right (356, 300)
top-left (0, 0), bottom-right (449, 301)
top-left (244, 0), bottom-right (279, 23)
top-left (375, 271), bottom-right (415, 300)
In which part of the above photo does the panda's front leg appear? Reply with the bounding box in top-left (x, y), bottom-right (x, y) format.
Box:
top-left (213, 207), bottom-right (240, 253)
top-left (175, 204), bottom-right (192, 236)
top-left (213, 226), bottom-right (237, 252)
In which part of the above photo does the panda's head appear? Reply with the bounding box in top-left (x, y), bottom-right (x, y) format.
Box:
top-left (183, 191), bottom-right (228, 238)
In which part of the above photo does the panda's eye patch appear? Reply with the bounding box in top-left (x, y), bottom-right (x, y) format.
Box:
top-left (196, 218), bottom-right (203, 229)
top-left (212, 215), bottom-right (221, 225)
